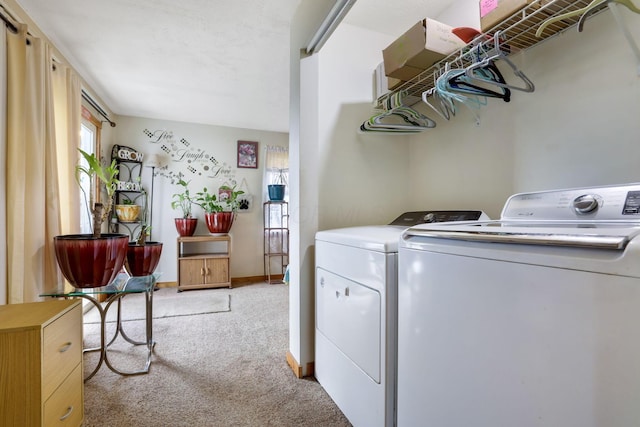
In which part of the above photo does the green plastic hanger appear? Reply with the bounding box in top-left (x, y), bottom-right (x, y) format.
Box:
top-left (578, 0), bottom-right (640, 31)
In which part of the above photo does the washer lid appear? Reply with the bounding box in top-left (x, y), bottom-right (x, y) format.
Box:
top-left (315, 225), bottom-right (406, 253)
top-left (404, 221), bottom-right (640, 250)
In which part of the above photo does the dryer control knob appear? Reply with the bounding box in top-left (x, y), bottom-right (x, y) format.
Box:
top-left (573, 194), bottom-right (599, 214)
top-left (423, 213), bottom-right (436, 223)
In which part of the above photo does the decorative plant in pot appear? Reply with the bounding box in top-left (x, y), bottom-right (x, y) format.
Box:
top-left (268, 168), bottom-right (287, 201)
top-left (54, 149), bottom-right (129, 288)
top-left (194, 185), bottom-right (245, 234)
top-left (115, 198), bottom-right (141, 222)
top-left (171, 178), bottom-right (198, 236)
top-left (124, 225), bottom-right (163, 277)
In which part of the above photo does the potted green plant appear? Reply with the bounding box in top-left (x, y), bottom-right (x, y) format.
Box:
top-left (268, 168), bottom-right (287, 201)
top-left (171, 178), bottom-right (198, 236)
top-left (53, 148), bottom-right (129, 288)
top-left (194, 185), bottom-right (245, 234)
top-left (115, 198), bottom-right (141, 222)
top-left (124, 225), bottom-right (163, 277)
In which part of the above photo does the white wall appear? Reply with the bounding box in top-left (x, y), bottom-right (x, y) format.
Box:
top-left (317, 24), bottom-right (412, 229)
top-left (112, 115), bottom-right (288, 282)
top-left (289, 0), bottom-right (341, 376)
top-left (293, 19), bottom-right (407, 374)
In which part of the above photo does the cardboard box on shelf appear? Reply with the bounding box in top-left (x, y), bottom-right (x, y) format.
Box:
top-left (387, 77), bottom-right (404, 91)
top-left (479, 0), bottom-right (535, 32)
top-left (382, 18), bottom-right (466, 81)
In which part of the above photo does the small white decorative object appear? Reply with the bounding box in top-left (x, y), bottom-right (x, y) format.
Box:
top-left (118, 148), bottom-right (130, 160)
top-left (116, 181), bottom-right (141, 191)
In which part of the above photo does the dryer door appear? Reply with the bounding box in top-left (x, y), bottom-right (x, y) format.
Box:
top-left (316, 268), bottom-right (381, 383)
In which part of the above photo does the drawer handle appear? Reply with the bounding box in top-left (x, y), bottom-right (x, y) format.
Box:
top-left (200, 267), bottom-right (205, 276)
top-left (60, 406), bottom-right (74, 421)
top-left (335, 287), bottom-right (350, 299)
top-left (59, 342), bottom-right (72, 353)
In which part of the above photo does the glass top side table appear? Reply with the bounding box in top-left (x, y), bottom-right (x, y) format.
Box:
top-left (41, 274), bottom-right (157, 381)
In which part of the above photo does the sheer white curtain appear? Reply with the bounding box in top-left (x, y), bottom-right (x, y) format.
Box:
top-left (52, 65), bottom-right (81, 237)
top-left (262, 145), bottom-right (289, 202)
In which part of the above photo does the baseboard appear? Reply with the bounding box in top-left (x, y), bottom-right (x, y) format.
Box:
top-left (156, 281), bottom-right (177, 288)
top-left (286, 351), bottom-right (303, 378)
top-left (157, 276), bottom-right (280, 289)
top-left (231, 275), bottom-right (269, 285)
top-left (286, 351), bottom-right (314, 378)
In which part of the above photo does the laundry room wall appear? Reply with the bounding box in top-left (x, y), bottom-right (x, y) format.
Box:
top-left (315, 26), bottom-right (413, 230)
top-left (314, 0), bottom-right (509, 224)
top-left (292, 0), bottom-right (640, 373)
top-left (312, 2), bottom-right (640, 222)
top-left (112, 115), bottom-right (288, 283)
top-left (406, 7), bottom-right (640, 217)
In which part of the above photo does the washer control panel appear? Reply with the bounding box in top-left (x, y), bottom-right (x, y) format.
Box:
top-left (502, 183), bottom-right (640, 221)
top-left (389, 210), bottom-right (487, 226)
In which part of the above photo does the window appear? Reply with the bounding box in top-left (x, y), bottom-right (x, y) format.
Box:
top-left (80, 106), bottom-right (102, 234)
top-left (263, 145), bottom-right (289, 203)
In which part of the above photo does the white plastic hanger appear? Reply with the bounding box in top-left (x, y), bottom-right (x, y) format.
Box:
top-left (361, 90), bottom-right (437, 133)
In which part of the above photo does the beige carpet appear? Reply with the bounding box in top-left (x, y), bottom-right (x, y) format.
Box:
top-left (81, 283), bottom-right (352, 427)
top-left (83, 288), bottom-right (230, 323)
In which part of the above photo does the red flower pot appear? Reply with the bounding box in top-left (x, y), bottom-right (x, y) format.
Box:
top-left (204, 212), bottom-right (235, 234)
top-left (125, 242), bottom-right (163, 277)
top-left (174, 218), bottom-right (198, 236)
top-left (54, 234), bottom-right (128, 288)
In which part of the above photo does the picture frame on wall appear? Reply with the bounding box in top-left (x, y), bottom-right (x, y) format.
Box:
top-left (237, 140), bottom-right (258, 169)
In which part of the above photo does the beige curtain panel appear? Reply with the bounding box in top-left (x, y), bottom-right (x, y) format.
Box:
top-left (4, 22), bottom-right (80, 303)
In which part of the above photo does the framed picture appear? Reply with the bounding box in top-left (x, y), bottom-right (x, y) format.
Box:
top-left (237, 140), bottom-right (258, 169)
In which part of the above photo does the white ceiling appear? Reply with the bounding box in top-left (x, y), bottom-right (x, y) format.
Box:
top-left (14, 0), bottom-right (455, 133)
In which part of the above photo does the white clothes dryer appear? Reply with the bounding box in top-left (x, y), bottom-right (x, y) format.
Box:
top-left (315, 210), bottom-right (488, 427)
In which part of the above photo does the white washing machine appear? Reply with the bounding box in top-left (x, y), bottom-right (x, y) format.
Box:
top-left (315, 210), bottom-right (488, 427)
top-left (398, 183), bottom-right (640, 427)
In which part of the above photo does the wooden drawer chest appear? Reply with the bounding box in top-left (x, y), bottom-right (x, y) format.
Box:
top-left (0, 299), bottom-right (83, 426)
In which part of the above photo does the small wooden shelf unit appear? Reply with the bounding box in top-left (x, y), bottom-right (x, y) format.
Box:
top-left (177, 234), bottom-right (232, 291)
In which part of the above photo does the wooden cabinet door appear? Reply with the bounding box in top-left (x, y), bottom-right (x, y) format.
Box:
top-left (204, 258), bottom-right (229, 285)
top-left (179, 258), bottom-right (205, 287)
